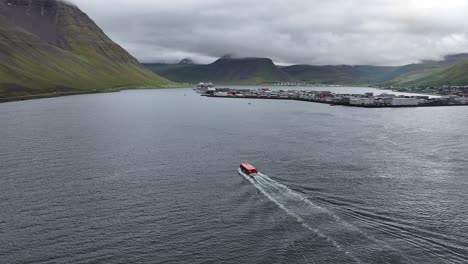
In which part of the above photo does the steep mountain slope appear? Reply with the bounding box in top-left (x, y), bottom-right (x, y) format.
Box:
top-left (0, 0), bottom-right (173, 99)
top-left (146, 57), bottom-right (292, 84)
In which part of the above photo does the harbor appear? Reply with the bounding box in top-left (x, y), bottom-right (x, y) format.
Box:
top-left (199, 86), bottom-right (468, 108)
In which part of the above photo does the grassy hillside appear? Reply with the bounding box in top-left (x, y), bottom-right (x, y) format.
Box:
top-left (0, 0), bottom-right (174, 99)
top-left (375, 56), bottom-right (468, 86)
top-left (394, 60), bottom-right (468, 86)
top-left (375, 63), bottom-right (446, 84)
top-left (145, 57), bottom-right (292, 85)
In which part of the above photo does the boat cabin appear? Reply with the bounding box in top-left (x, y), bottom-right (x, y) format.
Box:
top-left (240, 162), bottom-right (258, 175)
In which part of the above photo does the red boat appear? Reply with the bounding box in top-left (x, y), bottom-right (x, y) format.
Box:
top-left (240, 162), bottom-right (258, 176)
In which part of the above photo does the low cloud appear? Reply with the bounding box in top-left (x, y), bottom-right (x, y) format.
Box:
top-left (71, 0), bottom-right (468, 65)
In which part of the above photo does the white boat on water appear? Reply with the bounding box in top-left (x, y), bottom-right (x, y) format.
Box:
top-left (194, 82), bottom-right (215, 93)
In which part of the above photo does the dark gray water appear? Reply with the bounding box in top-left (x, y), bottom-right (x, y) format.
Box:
top-left (0, 88), bottom-right (467, 264)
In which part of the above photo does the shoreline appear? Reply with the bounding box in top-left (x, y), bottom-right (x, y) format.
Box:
top-left (0, 85), bottom-right (185, 104)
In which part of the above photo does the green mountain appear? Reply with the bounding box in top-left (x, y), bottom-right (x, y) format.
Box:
top-left (145, 56), bottom-right (292, 84)
top-left (0, 0), bottom-right (174, 100)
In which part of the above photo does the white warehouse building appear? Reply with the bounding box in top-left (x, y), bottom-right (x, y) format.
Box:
top-left (349, 97), bottom-right (375, 105)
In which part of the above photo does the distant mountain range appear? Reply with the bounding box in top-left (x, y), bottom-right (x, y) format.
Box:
top-left (145, 56), bottom-right (292, 85)
top-left (0, 0), bottom-right (173, 100)
top-left (145, 54), bottom-right (468, 86)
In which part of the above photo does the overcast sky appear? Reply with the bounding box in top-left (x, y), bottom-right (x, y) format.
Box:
top-left (69, 0), bottom-right (468, 66)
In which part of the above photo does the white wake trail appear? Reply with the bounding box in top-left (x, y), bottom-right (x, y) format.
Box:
top-left (238, 168), bottom-right (407, 264)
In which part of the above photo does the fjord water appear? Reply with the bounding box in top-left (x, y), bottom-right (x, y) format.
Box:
top-left (0, 87), bottom-right (467, 264)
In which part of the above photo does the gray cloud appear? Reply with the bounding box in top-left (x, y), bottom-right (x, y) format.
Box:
top-left (71, 0), bottom-right (468, 65)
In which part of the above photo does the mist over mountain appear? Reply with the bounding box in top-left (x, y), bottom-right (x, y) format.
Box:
top-left (70, 0), bottom-right (468, 66)
top-left (178, 58), bottom-right (194, 65)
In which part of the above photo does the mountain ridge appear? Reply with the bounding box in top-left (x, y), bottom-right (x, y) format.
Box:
top-left (145, 53), bottom-right (468, 86)
top-left (145, 56), bottom-right (292, 84)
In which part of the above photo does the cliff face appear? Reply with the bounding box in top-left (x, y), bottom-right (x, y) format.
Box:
top-left (1, 0), bottom-right (73, 50)
top-left (0, 0), bottom-right (173, 99)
